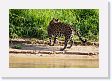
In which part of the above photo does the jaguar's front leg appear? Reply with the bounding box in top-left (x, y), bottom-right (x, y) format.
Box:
top-left (48, 37), bottom-right (52, 46)
top-left (52, 36), bottom-right (57, 46)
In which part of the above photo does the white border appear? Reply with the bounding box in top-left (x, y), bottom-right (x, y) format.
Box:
top-left (0, 0), bottom-right (108, 78)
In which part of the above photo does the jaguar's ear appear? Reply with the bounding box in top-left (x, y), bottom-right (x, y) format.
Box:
top-left (56, 19), bottom-right (58, 21)
top-left (52, 18), bottom-right (58, 21)
top-left (52, 18), bottom-right (55, 20)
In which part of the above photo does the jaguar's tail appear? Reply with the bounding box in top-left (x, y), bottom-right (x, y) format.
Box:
top-left (75, 30), bottom-right (87, 45)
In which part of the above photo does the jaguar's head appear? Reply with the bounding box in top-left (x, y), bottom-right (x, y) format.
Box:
top-left (50, 18), bottom-right (60, 25)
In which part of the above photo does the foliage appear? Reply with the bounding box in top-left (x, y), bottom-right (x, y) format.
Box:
top-left (13, 44), bottom-right (22, 49)
top-left (9, 9), bottom-right (99, 41)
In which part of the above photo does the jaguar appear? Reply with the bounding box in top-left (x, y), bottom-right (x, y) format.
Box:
top-left (47, 18), bottom-right (87, 51)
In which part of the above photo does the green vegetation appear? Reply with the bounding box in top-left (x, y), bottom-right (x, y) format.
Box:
top-left (13, 44), bottom-right (22, 49)
top-left (9, 9), bottom-right (99, 42)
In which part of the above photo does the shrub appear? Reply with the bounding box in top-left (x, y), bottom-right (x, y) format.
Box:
top-left (9, 9), bottom-right (99, 41)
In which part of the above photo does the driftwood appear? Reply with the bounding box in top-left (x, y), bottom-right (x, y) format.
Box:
top-left (9, 49), bottom-right (98, 55)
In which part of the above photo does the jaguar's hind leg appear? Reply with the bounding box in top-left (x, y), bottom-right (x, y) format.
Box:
top-left (67, 39), bottom-right (73, 48)
top-left (60, 38), bottom-right (68, 51)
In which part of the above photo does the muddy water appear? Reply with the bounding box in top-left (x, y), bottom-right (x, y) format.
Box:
top-left (9, 54), bottom-right (99, 68)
